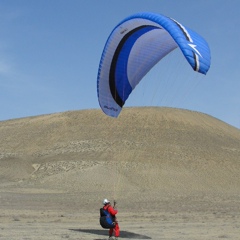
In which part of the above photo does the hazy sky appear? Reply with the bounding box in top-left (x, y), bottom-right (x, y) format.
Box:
top-left (0, 0), bottom-right (239, 128)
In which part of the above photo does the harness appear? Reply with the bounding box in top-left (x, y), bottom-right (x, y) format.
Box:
top-left (99, 205), bottom-right (115, 229)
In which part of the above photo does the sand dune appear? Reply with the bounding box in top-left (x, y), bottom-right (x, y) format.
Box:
top-left (0, 107), bottom-right (240, 239)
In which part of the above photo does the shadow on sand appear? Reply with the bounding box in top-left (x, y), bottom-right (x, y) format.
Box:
top-left (69, 228), bottom-right (151, 239)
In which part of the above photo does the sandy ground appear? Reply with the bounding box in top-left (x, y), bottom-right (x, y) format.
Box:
top-left (1, 108), bottom-right (240, 239)
top-left (0, 192), bottom-right (239, 239)
top-left (0, 188), bottom-right (240, 240)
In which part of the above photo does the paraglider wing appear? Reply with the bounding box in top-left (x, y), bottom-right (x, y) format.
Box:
top-left (97, 12), bottom-right (211, 117)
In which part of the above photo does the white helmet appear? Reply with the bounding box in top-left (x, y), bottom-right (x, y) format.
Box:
top-left (103, 198), bottom-right (110, 205)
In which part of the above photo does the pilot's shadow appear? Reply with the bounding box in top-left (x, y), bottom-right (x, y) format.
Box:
top-left (69, 228), bottom-right (151, 239)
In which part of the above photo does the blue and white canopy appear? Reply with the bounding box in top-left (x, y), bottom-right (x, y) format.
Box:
top-left (97, 12), bottom-right (211, 117)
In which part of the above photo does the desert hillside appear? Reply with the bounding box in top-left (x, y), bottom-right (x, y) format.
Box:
top-left (1, 107), bottom-right (239, 206)
top-left (1, 107), bottom-right (240, 239)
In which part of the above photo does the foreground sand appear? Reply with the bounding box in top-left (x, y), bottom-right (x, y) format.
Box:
top-left (1, 182), bottom-right (240, 240)
top-left (1, 108), bottom-right (240, 239)
top-left (0, 189), bottom-right (239, 239)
